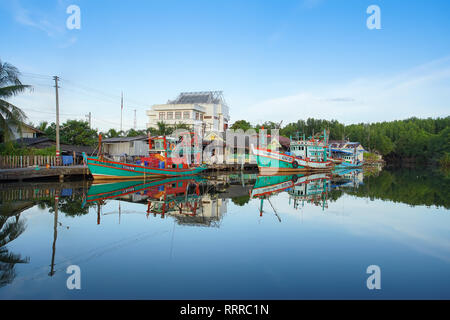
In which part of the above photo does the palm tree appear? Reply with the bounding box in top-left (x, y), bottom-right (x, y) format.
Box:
top-left (104, 128), bottom-right (120, 139)
top-left (155, 121), bottom-right (173, 136)
top-left (0, 60), bottom-right (31, 142)
top-left (0, 215), bottom-right (29, 287)
top-left (38, 121), bottom-right (48, 132)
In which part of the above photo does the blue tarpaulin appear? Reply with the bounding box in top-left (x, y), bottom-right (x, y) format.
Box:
top-left (62, 155), bottom-right (73, 165)
top-left (331, 149), bottom-right (353, 154)
top-left (61, 189), bottom-right (73, 197)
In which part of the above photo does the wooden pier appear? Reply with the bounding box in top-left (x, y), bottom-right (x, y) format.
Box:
top-left (0, 163), bottom-right (257, 182)
top-left (0, 165), bottom-right (91, 181)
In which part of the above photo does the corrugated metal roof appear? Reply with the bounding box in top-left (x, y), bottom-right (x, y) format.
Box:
top-left (103, 135), bottom-right (148, 143)
top-left (168, 91), bottom-right (224, 104)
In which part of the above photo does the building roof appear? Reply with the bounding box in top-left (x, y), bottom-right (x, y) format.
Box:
top-left (14, 137), bottom-right (95, 154)
top-left (103, 135), bottom-right (148, 143)
top-left (329, 140), bottom-right (363, 149)
top-left (168, 91), bottom-right (225, 105)
top-left (21, 123), bottom-right (44, 134)
top-left (15, 137), bottom-right (51, 146)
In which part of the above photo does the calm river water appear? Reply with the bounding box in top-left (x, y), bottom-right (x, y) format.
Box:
top-left (0, 167), bottom-right (449, 299)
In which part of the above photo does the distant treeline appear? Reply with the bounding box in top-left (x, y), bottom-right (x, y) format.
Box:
top-left (231, 117), bottom-right (450, 165)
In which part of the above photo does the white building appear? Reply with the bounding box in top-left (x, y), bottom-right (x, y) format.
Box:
top-left (146, 91), bottom-right (230, 133)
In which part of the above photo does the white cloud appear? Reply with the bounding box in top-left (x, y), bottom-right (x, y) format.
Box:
top-left (12, 1), bottom-right (64, 37)
top-left (239, 56), bottom-right (450, 125)
top-left (10, 0), bottom-right (77, 47)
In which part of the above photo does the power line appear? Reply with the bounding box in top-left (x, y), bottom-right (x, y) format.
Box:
top-left (21, 72), bottom-right (53, 80)
top-left (21, 107), bottom-right (80, 116)
top-left (60, 78), bottom-right (148, 108)
top-left (20, 71), bottom-right (149, 109)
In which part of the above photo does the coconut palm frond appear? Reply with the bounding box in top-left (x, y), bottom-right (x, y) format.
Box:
top-left (0, 218), bottom-right (26, 247)
top-left (0, 60), bottom-right (31, 143)
top-left (0, 61), bottom-right (23, 86)
top-left (0, 250), bottom-right (29, 265)
top-left (0, 98), bottom-right (28, 142)
top-left (0, 99), bottom-right (27, 121)
top-left (0, 85), bottom-right (32, 99)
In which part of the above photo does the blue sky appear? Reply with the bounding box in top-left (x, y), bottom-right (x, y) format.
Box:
top-left (1, 0), bottom-right (449, 131)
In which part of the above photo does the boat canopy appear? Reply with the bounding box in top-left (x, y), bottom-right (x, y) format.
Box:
top-left (331, 148), bottom-right (353, 154)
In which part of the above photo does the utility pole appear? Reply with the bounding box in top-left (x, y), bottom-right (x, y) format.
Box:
top-left (53, 76), bottom-right (60, 164)
top-left (134, 109), bottom-right (137, 130)
top-left (49, 191), bottom-right (59, 276)
top-left (120, 91), bottom-right (123, 132)
top-left (86, 112), bottom-right (91, 128)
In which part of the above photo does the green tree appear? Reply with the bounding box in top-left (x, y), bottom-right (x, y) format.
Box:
top-left (60, 120), bottom-right (98, 146)
top-left (154, 121), bottom-right (174, 136)
top-left (38, 121), bottom-right (48, 132)
top-left (230, 120), bottom-right (252, 131)
top-left (231, 195), bottom-right (251, 206)
top-left (125, 128), bottom-right (145, 137)
top-left (103, 128), bottom-right (121, 138)
top-left (0, 60), bottom-right (31, 142)
top-left (173, 122), bottom-right (192, 131)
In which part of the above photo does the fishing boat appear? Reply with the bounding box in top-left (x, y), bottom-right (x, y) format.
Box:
top-left (83, 134), bottom-right (207, 180)
top-left (251, 129), bottom-right (333, 173)
top-left (329, 141), bottom-right (364, 169)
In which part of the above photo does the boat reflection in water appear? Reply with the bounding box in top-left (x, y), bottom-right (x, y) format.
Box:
top-left (84, 176), bottom-right (228, 227)
top-left (83, 169), bottom-right (364, 227)
top-left (250, 173), bottom-right (333, 216)
top-left (250, 168), bottom-right (365, 216)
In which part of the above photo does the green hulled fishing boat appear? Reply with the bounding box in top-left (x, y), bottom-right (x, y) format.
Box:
top-left (83, 134), bottom-right (207, 180)
top-left (251, 130), bottom-right (333, 173)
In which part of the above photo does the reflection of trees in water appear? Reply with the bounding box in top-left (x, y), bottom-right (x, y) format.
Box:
top-left (340, 168), bottom-right (450, 209)
top-left (37, 197), bottom-right (95, 217)
top-left (0, 215), bottom-right (29, 287)
top-left (231, 195), bottom-right (250, 206)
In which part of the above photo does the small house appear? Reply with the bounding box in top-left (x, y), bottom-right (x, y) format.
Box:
top-left (329, 140), bottom-right (366, 162)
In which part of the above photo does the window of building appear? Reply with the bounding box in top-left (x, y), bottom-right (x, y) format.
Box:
top-left (200, 113), bottom-right (203, 121)
top-left (183, 111), bottom-right (190, 119)
top-left (195, 112), bottom-right (199, 120)
top-left (175, 111), bottom-right (182, 119)
top-left (167, 112), bottom-right (173, 120)
top-left (159, 112), bottom-right (165, 120)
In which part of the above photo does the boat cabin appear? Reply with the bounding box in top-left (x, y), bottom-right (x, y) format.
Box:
top-left (289, 131), bottom-right (329, 162)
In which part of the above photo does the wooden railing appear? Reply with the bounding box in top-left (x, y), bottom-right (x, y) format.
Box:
top-left (0, 155), bottom-right (80, 169)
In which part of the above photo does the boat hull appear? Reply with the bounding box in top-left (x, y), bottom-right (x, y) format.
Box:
top-left (334, 161), bottom-right (363, 169)
top-left (83, 153), bottom-right (207, 180)
top-left (252, 146), bottom-right (333, 173)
